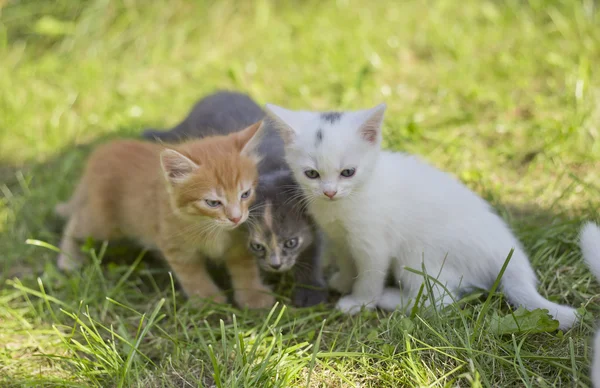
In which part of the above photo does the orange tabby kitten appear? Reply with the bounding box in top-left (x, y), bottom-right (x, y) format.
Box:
top-left (55, 121), bottom-right (274, 309)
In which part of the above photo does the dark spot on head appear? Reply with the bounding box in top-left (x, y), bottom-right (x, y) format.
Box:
top-left (321, 112), bottom-right (342, 124)
top-left (315, 129), bottom-right (323, 145)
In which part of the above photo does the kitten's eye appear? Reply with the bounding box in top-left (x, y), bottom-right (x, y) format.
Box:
top-left (304, 170), bottom-right (320, 179)
top-left (340, 168), bottom-right (356, 178)
top-left (249, 242), bottom-right (265, 252)
top-left (284, 238), bottom-right (299, 249)
top-left (241, 189), bottom-right (252, 199)
top-left (205, 199), bottom-right (222, 208)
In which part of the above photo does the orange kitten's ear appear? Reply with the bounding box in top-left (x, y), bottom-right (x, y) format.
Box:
top-left (237, 120), bottom-right (265, 162)
top-left (160, 149), bottom-right (199, 184)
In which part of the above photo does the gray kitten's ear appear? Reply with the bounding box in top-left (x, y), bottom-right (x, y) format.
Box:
top-left (358, 103), bottom-right (386, 144)
top-left (160, 149), bottom-right (199, 184)
top-left (264, 104), bottom-right (298, 144)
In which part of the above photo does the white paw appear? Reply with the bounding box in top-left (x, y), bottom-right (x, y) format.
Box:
top-left (335, 295), bottom-right (376, 315)
top-left (377, 287), bottom-right (405, 312)
top-left (328, 271), bottom-right (353, 294)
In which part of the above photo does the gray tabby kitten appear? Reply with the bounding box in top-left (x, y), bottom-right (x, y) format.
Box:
top-left (142, 91), bottom-right (327, 307)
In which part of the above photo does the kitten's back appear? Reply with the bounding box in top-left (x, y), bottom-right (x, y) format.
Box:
top-left (142, 90), bottom-right (286, 175)
top-left (142, 91), bottom-right (264, 141)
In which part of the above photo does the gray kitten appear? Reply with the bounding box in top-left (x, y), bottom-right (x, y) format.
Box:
top-left (142, 91), bottom-right (327, 307)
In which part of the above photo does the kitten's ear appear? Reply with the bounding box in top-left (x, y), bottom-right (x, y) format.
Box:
top-left (264, 104), bottom-right (298, 144)
top-left (160, 149), bottom-right (199, 184)
top-left (237, 121), bottom-right (265, 162)
top-left (358, 103), bottom-right (387, 144)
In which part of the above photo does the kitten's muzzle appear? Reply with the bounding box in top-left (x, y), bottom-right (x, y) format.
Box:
top-left (323, 190), bottom-right (337, 199)
top-left (228, 216), bottom-right (241, 224)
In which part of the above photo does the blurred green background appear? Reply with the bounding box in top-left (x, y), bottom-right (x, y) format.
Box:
top-left (0, 0), bottom-right (599, 386)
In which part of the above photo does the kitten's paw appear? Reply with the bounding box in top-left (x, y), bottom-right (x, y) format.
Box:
top-left (188, 292), bottom-right (227, 306)
top-left (328, 272), bottom-right (353, 294)
top-left (57, 253), bottom-right (83, 272)
top-left (377, 287), bottom-right (405, 312)
top-left (335, 295), bottom-right (376, 315)
top-left (207, 292), bottom-right (228, 305)
top-left (292, 285), bottom-right (328, 307)
top-left (235, 287), bottom-right (275, 309)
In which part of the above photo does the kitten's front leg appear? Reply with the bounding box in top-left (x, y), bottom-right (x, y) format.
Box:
top-left (291, 238), bottom-right (327, 307)
top-left (325, 234), bottom-right (356, 294)
top-left (163, 249), bottom-right (226, 304)
top-left (227, 254), bottom-right (275, 309)
top-left (335, 245), bottom-right (389, 315)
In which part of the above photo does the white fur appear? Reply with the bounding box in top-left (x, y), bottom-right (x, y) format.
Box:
top-left (581, 222), bottom-right (600, 387)
top-left (265, 103), bottom-right (598, 330)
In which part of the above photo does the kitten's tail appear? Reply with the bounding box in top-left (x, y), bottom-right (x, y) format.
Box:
top-left (501, 222), bottom-right (600, 331)
top-left (580, 222), bottom-right (600, 280)
top-left (580, 222), bottom-right (600, 388)
top-left (55, 181), bottom-right (87, 219)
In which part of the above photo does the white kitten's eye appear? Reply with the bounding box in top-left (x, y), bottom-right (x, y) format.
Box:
top-left (304, 169), bottom-right (320, 179)
top-left (205, 199), bottom-right (222, 208)
top-left (340, 168), bottom-right (356, 178)
top-left (241, 189), bottom-right (252, 199)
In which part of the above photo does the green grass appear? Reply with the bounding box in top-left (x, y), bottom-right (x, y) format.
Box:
top-left (1, 0), bottom-right (599, 386)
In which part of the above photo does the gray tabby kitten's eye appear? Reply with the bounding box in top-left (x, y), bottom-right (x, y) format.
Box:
top-left (340, 168), bottom-right (356, 178)
top-left (205, 199), bottom-right (222, 207)
top-left (304, 170), bottom-right (320, 179)
top-left (249, 242), bottom-right (265, 252)
top-left (241, 189), bottom-right (252, 199)
top-left (284, 238), bottom-right (299, 249)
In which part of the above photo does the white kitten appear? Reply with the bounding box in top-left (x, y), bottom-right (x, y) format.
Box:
top-left (580, 222), bottom-right (600, 387)
top-left (265, 102), bottom-right (598, 331)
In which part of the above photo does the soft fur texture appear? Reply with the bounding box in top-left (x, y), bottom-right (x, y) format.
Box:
top-left (56, 122), bottom-right (275, 309)
top-left (266, 102), bottom-right (598, 330)
top-left (142, 91), bottom-right (327, 307)
top-left (580, 222), bottom-right (600, 387)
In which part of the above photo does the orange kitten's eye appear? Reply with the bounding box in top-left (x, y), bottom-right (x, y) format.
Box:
top-left (205, 199), bottom-right (221, 208)
top-left (241, 189), bottom-right (252, 199)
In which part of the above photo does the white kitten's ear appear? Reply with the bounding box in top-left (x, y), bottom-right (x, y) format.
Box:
top-left (160, 149), bottom-right (199, 184)
top-left (264, 103), bottom-right (298, 144)
top-left (358, 103), bottom-right (386, 144)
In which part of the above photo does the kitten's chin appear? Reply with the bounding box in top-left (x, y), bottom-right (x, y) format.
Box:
top-left (260, 262), bottom-right (294, 273)
top-left (218, 222), bottom-right (241, 230)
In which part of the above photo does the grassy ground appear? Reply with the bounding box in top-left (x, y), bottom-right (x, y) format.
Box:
top-left (1, 0), bottom-right (599, 386)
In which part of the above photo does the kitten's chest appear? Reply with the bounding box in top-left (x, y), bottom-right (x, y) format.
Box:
top-left (310, 204), bottom-right (351, 240)
top-left (169, 217), bottom-right (237, 260)
top-left (195, 231), bottom-right (233, 260)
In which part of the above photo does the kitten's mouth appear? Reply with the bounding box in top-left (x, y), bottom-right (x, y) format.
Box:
top-left (320, 195), bottom-right (342, 201)
top-left (216, 220), bottom-right (242, 230)
top-left (261, 263), bottom-right (292, 273)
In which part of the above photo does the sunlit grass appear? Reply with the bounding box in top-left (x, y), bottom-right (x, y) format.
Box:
top-left (1, 0), bottom-right (599, 386)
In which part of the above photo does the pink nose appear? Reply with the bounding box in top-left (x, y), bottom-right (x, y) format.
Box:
top-left (229, 216), bottom-right (241, 224)
top-left (323, 190), bottom-right (337, 199)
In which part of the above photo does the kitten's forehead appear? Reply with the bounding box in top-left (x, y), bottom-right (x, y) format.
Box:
top-left (291, 113), bottom-right (368, 169)
top-left (251, 196), bottom-right (310, 238)
top-left (263, 200), bottom-right (274, 229)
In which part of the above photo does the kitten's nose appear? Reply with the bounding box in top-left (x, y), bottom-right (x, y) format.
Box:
top-left (323, 190), bottom-right (337, 199)
top-left (228, 216), bottom-right (241, 224)
top-left (269, 263), bottom-right (282, 270)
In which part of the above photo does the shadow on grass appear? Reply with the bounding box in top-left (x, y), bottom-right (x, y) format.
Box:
top-left (0, 128), bottom-right (315, 306)
top-left (1, 126), bottom-right (592, 303)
